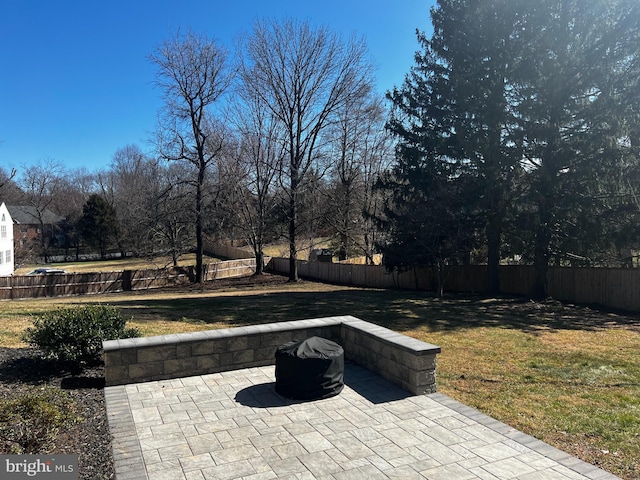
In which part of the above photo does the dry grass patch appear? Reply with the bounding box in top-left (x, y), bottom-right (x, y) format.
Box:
top-left (13, 253), bottom-right (218, 275)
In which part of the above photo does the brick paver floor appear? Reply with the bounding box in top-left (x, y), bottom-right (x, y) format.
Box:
top-left (105, 362), bottom-right (621, 480)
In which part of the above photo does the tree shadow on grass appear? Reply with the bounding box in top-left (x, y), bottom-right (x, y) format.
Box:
top-left (113, 287), bottom-right (640, 335)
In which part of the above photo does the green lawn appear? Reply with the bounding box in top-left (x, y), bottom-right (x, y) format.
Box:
top-left (2, 276), bottom-right (639, 479)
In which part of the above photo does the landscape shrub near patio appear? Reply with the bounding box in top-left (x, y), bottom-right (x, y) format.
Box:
top-left (22, 304), bottom-right (140, 369)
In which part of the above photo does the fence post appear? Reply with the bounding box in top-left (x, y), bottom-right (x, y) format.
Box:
top-left (122, 270), bottom-right (132, 291)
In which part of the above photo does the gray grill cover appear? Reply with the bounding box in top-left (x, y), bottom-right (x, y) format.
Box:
top-left (275, 337), bottom-right (344, 400)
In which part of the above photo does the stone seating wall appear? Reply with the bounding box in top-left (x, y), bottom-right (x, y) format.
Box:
top-left (102, 315), bottom-right (441, 395)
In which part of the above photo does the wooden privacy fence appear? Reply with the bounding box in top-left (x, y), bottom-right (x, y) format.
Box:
top-left (270, 257), bottom-right (454, 290)
top-left (0, 258), bottom-right (257, 300)
top-left (202, 259), bottom-right (257, 281)
top-left (268, 258), bottom-right (640, 312)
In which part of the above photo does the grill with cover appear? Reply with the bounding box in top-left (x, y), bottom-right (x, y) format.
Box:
top-left (274, 336), bottom-right (344, 400)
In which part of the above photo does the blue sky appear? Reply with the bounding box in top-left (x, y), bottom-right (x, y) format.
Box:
top-left (0, 0), bottom-right (435, 173)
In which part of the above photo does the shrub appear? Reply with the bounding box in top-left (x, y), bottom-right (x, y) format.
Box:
top-left (0, 386), bottom-right (80, 453)
top-left (22, 304), bottom-right (140, 368)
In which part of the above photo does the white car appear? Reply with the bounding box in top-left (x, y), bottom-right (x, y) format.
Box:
top-left (27, 268), bottom-right (67, 275)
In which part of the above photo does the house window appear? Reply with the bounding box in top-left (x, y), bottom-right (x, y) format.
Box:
top-left (0, 225), bottom-right (6, 238)
top-left (1, 214), bottom-right (4, 221)
top-left (0, 252), bottom-right (3, 265)
top-left (5, 250), bottom-right (10, 263)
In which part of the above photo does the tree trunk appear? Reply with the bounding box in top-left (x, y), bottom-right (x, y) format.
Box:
top-left (531, 127), bottom-right (558, 300)
top-left (436, 262), bottom-right (445, 299)
top-left (254, 251), bottom-right (264, 275)
top-left (338, 231), bottom-right (348, 262)
top-left (288, 199), bottom-right (298, 281)
top-left (531, 224), bottom-right (550, 300)
top-left (288, 164), bottom-right (299, 282)
top-left (532, 190), bottom-right (552, 299)
top-left (195, 164), bottom-right (205, 284)
top-left (486, 216), bottom-right (501, 295)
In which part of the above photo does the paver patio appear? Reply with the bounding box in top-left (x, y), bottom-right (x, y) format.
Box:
top-left (105, 362), bottom-right (621, 480)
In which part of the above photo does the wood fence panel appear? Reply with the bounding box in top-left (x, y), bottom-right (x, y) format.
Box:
top-left (623, 269), bottom-right (640, 311)
top-left (131, 268), bottom-right (163, 290)
top-left (301, 260), bottom-right (315, 279)
top-left (393, 267), bottom-right (425, 290)
top-left (349, 264), bottom-right (362, 285)
top-left (303, 260), bottom-right (313, 278)
top-left (205, 260), bottom-right (254, 281)
top-left (319, 262), bottom-right (336, 283)
top-left (548, 267), bottom-right (575, 302)
top-left (441, 266), bottom-right (461, 292)
top-left (499, 266), bottom-right (534, 295)
top-left (69, 271), bottom-right (123, 295)
top-left (420, 266), bottom-right (436, 291)
top-left (337, 263), bottom-right (353, 285)
top-left (348, 264), bottom-right (378, 288)
top-left (356, 264), bottom-right (381, 287)
top-left (0, 276), bottom-right (12, 300)
top-left (361, 265), bottom-right (382, 288)
top-left (298, 260), bottom-right (311, 278)
top-left (605, 269), bottom-right (640, 311)
top-left (567, 268), bottom-right (604, 306)
top-left (445, 266), bottom-right (486, 293)
top-left (270, 258), bottom-right (290, 275)
top-left (378, 267), bottom-right (398, 289)
top-left (374, 266), bottom-right (397, 289)
top-left (395, 269), bottom-right (415, 290)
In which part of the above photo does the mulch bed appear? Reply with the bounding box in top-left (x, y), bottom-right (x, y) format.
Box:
top-left (0, 347), bottom-right (114, 480)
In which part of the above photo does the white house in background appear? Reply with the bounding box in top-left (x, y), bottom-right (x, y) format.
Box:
top-left (0, 202), bottom-right (14, 276)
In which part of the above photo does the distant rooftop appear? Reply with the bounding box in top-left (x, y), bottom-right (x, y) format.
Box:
top-left (6, 205), bottom-right (64, 225)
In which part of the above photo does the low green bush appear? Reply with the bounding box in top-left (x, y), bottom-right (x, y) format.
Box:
top-left (0, 386), bottom-right (80, 453)
top-left (22, 304), bottom-right (140, 368)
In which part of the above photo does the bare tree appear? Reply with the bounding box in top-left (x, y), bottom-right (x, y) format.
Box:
top-left (239, 18), bottom-right (374, 281)
top-left (0, 167), bottom-right (17, 191)
top-left (326, 91), bottom-right (392, 263)
top-left (359, 117), bottom-right (394, 265)
top-left (0, 167), bottom-right (22, 204)
top-left (151, 29), bottom-right (234, 283)
top-left (228, 88), bottom-right (285, 274)
top-left (19, 159), bottom-right (66, 260)
top-left (99, 145), bottom-right (160, 257)
top-left (150, 161), bottom-right (196, 266)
